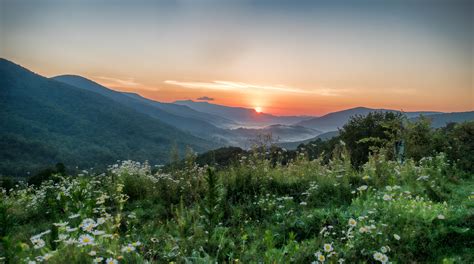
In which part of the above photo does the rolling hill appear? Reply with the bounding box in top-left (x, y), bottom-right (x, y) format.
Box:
top-left (296, 107), bottom-right (440, 131)
top-left (52, 75), bottom-right (235, 144)
top-left (277, 131), bottom-right (340, 149)
top-left (232, 125), bottom-right (322, 145)
top-left (174, 100), bottom-right (312, 127)
top-left (410, 111), bottom-right (474, 128)
top-left (0, 59), bottom-right (216, 176)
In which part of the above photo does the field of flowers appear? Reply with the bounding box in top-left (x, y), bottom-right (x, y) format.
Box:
top-left (1, 150), bottom-right (473, 263)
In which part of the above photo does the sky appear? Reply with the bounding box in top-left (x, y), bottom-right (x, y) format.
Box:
top-left (1, 0), bottom-right (473, 116)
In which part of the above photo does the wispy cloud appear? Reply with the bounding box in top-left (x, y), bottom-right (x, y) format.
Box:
top-left (164, 80), bottom-right (342, 96)
top-left (94, 76), bottom-right (159, 91)
top-left (95, 76), bottom-right (141, 87)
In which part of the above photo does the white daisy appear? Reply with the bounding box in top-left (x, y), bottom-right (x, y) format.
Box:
top-left (323, 243), bottom-right (333, 252)
top-left (78, 234), bottom-right (94, 246)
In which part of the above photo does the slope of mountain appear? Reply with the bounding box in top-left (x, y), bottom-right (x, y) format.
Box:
top-left (174, 100), bottom-right (312, 127)
top-left (0, 59), bottom-right (215, 176)
top-left (410, 111), bottom-right (474, 128)
top-left (296, 107), bottom-right (440, 131)
top-left (122, 92), bottom-right (237, 128)
top-left (52, 75), bottom-right (234, 143)
top-left (277, 131), bottom-right (339, 149)
top-left (232, 124), bottom-right (322, 144)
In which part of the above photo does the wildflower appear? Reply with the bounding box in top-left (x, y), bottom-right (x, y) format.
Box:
top-left (385, 186), bottom-right (392, 191)
top-left (300, 201), bottom-right (307, 206)
top-left (437, 214), bottom-right (445, 220)
top-left (68, 213), bottom-right (80, 219)
top-left (54, 234), bottom-right (68, 242)
top-left (359, 226), bottom-right (369, 233)
top-left (357, 185), bottom-right (368, 191)
top-left (80, 218), bottom-right (97, 232)
top-left (106, 258), bottom-right (118, 264)
top-left (380, 246), bottom-right (388, 253)
top-left (53, 221), bottom-right (69, 227)
top-left (150, 237), bottom-right (159, 243)
top-left (93, 257), bottom-right (104, 263)
top-left (39, 230), bottom-right (51, 236)
top-left (64, 238), bottom-right (76, 245)
top-left (30, 237), bottom-right (45, 249)
top-left (373, 252), bottom-right (383, 261)
top-left (132, 241), bottom-right (141, 247)
top-left (417, 175), bottom-right (429, 181)
top-left (383, 194), bottom-right (392, 201)
top-left (315, 251), bottom-right (326, 262)
top-left (66, 227), bottom-right (78, 232)
top-left (78, 234), bottom-right (95, 246)
top-left (121, 244), bottom-right (136, 253)
top-left (318, 254), bottom-right (325, 262)
top-left (379, 254), bottom-right (389, 263)
top-left (362, 175), bottom-right (370, 180)
top-left (92, 230), bottom-right (105, 235)
top-left (393, 234), bottom-right (401, 240)
top-left (42, 253), bottom-right (53, 261)
top-left (323, 243), bottom-right (333, 252)
top-left (28, 261), bottom-right (36, 264)
top-left (348, 218), bottom-right (357, 227)
top-left (89, 250), bottom-right (97, 256)
top-left (97, 217), bottom-right (106, 225)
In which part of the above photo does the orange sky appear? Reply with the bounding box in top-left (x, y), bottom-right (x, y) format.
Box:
top-left (1, 0), bottom-right (473, 116)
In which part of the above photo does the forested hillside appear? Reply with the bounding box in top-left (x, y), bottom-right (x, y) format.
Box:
top-left (0, 59), bottom-right (215, 176)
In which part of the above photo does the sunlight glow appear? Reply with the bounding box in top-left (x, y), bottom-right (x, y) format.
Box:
top-left (255, 106), bottom-right (262, 113)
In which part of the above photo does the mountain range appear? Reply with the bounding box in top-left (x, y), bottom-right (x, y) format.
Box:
top-left (0, 59), bottom-right (215, 176)
top-left (174, 100), bottom-right (312, 128)
top-left (1, 58), bottom-right (473, 176)
top-left (296, 107), bottom-right (441, 132)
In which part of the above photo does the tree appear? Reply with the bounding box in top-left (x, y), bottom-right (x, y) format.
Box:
top-left (443, 122), bottom-right (474, 173)
top-left (405, 117), bottom-right (434, 161)
top-left (339, 112), bottom-right (404, 168)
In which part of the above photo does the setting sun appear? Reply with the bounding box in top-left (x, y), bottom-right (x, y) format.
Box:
top-left (255, 106), bottom-right (262, 113)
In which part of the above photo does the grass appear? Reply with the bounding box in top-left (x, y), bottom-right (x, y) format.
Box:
top-left (0, 152), bottom-right (473, 263)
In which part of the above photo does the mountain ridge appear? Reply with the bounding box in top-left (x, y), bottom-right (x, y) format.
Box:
top-left (296, 107), bottom-right (441, 131)
top-left (0, 58), bottom-right (216, 176)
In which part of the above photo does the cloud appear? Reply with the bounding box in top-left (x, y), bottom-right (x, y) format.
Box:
top-left (197, 96), bottom-right (214, 101)
top-left (164, 80), bottom-right (342, 96)
top-left (95, 76), bottom-right (140, 87)
top-left (94, 76), bottom-right (159, 91)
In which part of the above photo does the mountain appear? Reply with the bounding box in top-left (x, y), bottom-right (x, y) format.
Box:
top-left (174, 100), bottom-right (312, 127)
top-left (296, 107), bottom-right (440, 132)
top-left (280, 111), bottom-right (474, 149)
top-left (232, 125), bottom-right (322, 145)
top-left (52, 75), bottom-right (235, 144)
top-left (277, 131), bottom-right (339, 149)
top-left (122, 92), bottom-right (237, 128)
top-left (0, 59), bottom-right (215, 176)
top-left (410, 111), bottom-right (474, 128)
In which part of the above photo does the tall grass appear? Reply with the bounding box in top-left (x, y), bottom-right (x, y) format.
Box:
top-left (0, 149), bottom-right (472, 263)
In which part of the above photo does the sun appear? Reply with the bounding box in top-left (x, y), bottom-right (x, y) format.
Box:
top-left (255, 106), bottom-right (262, 113)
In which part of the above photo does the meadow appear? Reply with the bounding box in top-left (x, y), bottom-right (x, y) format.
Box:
top-left (1, 117), bottom-right (473, 263)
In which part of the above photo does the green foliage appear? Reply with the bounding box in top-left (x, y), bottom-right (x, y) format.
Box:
top-left (1, 121), bottom-right (473, 263)
top-left (404, 117), bottom-right (435, 161)
top-left (339, 111), bottom-right (404, 168)
top-left (440, 122), bottom-right (474, 173)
